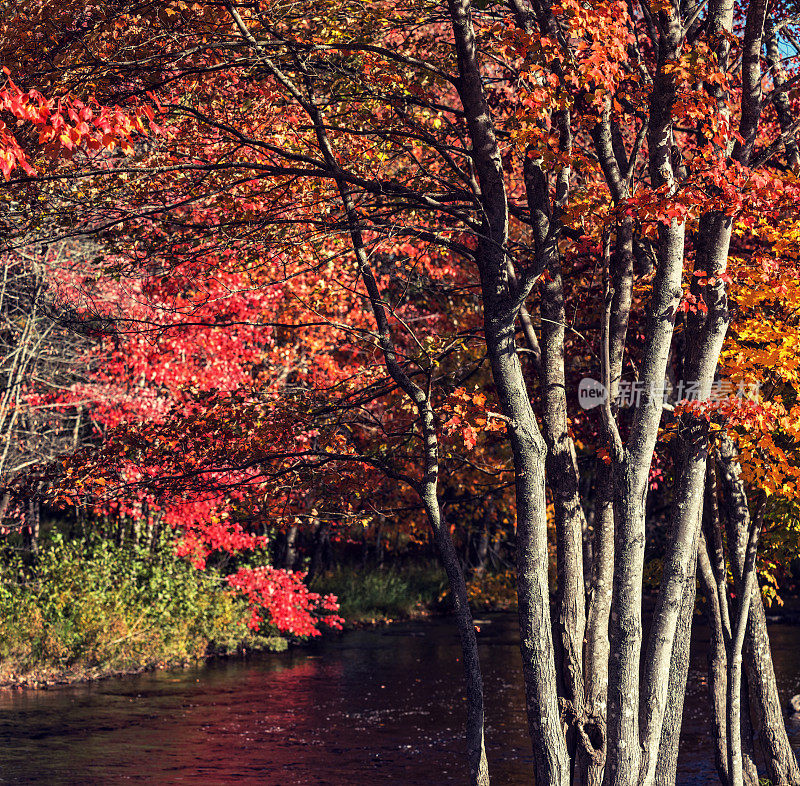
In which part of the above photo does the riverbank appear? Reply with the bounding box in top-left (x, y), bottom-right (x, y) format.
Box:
top-left (6, 541), bottom-right (798, 692)
top-left (311, 561), bottom-right (449, 626)
top-left (0, 533), bottom-right (288, 689)
top-left (0, 548), bottom-right (450, 690)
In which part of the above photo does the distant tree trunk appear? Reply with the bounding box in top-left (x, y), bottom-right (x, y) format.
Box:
top-left (462, 527), bottom-right (472, 570)
top-left (144, 509), bottom-right (155, 549)
top-left (283, 524), bottom-right (298, 569)
top-left (473, 514), bottom-right (490, 578)
top-left (374, 517), bottom-right (385, 565)
top-left (360, 526), bottom-right (369, 568)
top-left (307, 522), bottom-right (330, 582)
top-left (115, 513), bottom-right (125, 546)
top-left (22, 496), bottom-right (40, 556)
top-left (131, 513), bottom-right (141, 547)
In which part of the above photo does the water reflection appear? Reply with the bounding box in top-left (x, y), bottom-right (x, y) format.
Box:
top-left (0, 615), bottom-right (797, 784)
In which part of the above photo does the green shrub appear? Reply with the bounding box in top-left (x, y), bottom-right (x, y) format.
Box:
top-left (0, 530), bottom-right (285, 685)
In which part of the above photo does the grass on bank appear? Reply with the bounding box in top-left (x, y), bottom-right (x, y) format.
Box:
top-left (312, 562), bottom-right (448, 624)
top-left (0, 531), bottom-right (285, 687)
top-left (312, 563), bottom-right (521, 623)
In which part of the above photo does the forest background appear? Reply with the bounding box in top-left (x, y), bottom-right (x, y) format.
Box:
top-left (2, 0), bottom-right (800, 784)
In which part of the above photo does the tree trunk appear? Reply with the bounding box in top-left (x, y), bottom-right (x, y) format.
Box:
top-left (642, 99), bottom-right (733, 786)
top-left (474, 514), bottom-right (490, 579)
top-left (578, 204), bottom-right (633, 786)
top-left (446, 0), bottom-right (568, 779)
top-left (22, 496), bottom-right (40, 556)
top-left (297, 55), bottom-right (493, 776)
top-left (744, 597), bottom-right (800, 785)
top-left (717, 437), bottom-right (800, 785)
top-left (582, 462), bottom-right (614, 786)
top-left (727, 493), bottom-right (764, 786)
top-left (533, 123), bottom-right (587, 766)
top-left (740, 672), bottom-right (761, 786)
top-left (283, 524), bottom-right (298, 569)
top-left (308, 522), bottom-right (330, 582)
top-left (653, 533), bottom-right (699, 786)
top-left (606, 214), bottom-right (685, 785)
top-left (423, 486), bottom-right (490, 785)
top-left (699, 535), bottom-right (731, 785)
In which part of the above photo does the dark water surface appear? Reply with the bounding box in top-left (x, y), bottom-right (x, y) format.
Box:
top-left (1, 613), bottom-right (799, 784)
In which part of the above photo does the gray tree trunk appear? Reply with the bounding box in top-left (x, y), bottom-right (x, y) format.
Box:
top-left (446, 0), bottom-right (568, 779)
top-left (717, 437), bottom-right (800, 785)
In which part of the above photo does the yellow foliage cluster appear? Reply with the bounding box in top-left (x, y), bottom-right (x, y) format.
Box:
top-left (465, 570), bottom-right (518, 611)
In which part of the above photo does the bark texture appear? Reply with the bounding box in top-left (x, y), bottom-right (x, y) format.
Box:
top-left (447, 0), bottom-right (568, 780)
top-left (718, 436), bottom-right (800, 786)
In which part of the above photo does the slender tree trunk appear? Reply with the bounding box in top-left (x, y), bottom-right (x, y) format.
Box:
top-left (740, 672), bottom-right (761, 786)
top-left (582, 463), bottom-right (615, 786)
top-left (643, 214), bottom-right (731, 782)
top-left (308, 522), bottom-right (330, 581)
top-left (422, 486), bottom-right (490, 785)
top-left (579, 157), bottom-right (634, 786)
top-left (744, 597), bottom-right (800, 785)
top-left (717, 437), bottom-right (800, 786)
top-left (699, 535), bottom-right (731, 785)
top-left (446, 0), bottom-right (567, 779)
top-left (653, 530), bottom-right (699, 786)
top-left (474, 513), bottom-right (489, 578)
top-left (283, 524), bottom-right (298, 569)
top-left (151, 513), bottom-right (161, 551)
top-left (286, 42), bottom-right (492, 774)
top-left (531, 117), bottom-right (587, 767)
top-left (22, 496), bottom-right (40, 556)
top-left (375, 518), bottom-right (385, 566)
top-left (727, 493), bottom-right (764, 786)
top-left (641, 443), bottom-right (709, 786)
top-left (482, 301), bottom-right (569, 784)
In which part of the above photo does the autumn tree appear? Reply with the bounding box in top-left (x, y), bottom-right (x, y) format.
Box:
top-left (3, 1), bottom-right (800, 785)
top-left (0, 243), bottom-right (94, 548)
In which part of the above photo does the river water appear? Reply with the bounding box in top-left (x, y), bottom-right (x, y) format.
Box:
top-left (0, 613), bottom-right (798, 784)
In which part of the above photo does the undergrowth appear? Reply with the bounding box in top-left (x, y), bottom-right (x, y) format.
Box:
top-left (312, 562), bottom-right (447, 623)
top-left (465, 569), bottom-right (518, 611)
top-left (0, 530), bottom-right (286, 687)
